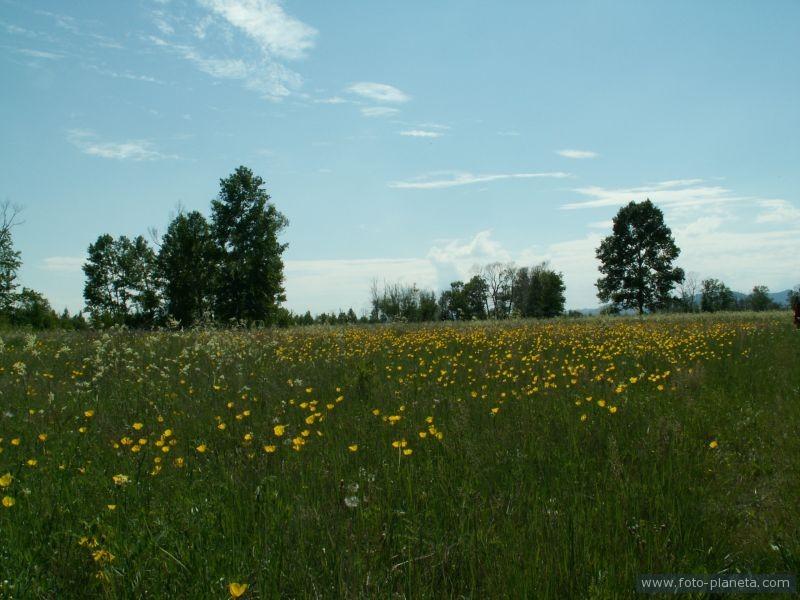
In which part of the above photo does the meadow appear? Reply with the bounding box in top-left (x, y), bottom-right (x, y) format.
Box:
top-left (0, 313), bottom-right (798, 598)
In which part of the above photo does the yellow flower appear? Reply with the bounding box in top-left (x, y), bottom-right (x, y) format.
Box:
top-left (0, 473), bottom-right (12, 488)
top-left (26, 458), bottom-right (37, 467)
top-left (107, 504), bottom-right (117, 511)
top-left (112, 474), bottom-right (130, 486)
top-left (418, 431), bottom-right (427, 439)
top-left (217, 423), bottom-right (227, 430)
top-left (263, 445), bottom-right (276, 453)
top-left (273, 425), bottom-right (285, 437)
top-left (38, 433), bottom-right (48, 442)
top-left (243, 433), bottom-right (253, 442)
top-left (163, 429), bottom-right (173, 437)
top-left (348, 444), bottom-right (358, 452)
top-left (609, 406), bottom-right (618, 414)
top-left (84, 410), bottom-right (95, 418)
top-left (196, 444), bottom-right (207, 453)
top-left (490, 407), bottom-right (500, 414)
top-left (78, 427), bottom-right (87, 434)
top-left (2, 496), bottom-right (15, 508)
top-left (597, 400), bottom-right (606, 408)
top-left (132, 422), bottom-right (143, 430)
top-left (403, 449), bottom-right (413, 456)
top-left (11, 438), bottom-right (20, 446)
top-left (580, 414), bottom-right (588, 422)
top-left (709, 440), bottom-right (718, 449)
top-left (228, 582), bottom-right (248, 598)
top-left (372, 409), bottom-right (380, 416)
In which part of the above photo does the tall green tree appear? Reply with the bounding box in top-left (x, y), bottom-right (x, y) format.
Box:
top-left (527, 264), bottom-right (566, 318)
top-left (747, 285), bottom-right (778, 311)
top-left (211, 166), bottom-right (288, 324)
top-left (596, 199), bottom-right (684, 314)
top-left (700, 278), bottom-right (736, 312)
top-left (83, 234), bottom-right (159, 326)
top-left (0, 201), bottom-right (23, 315)
top-left (157, 210), bottom-right (218, 326)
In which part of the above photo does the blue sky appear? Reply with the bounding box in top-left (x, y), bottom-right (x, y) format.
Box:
top-left (2, 0), bottom-right (799, 315)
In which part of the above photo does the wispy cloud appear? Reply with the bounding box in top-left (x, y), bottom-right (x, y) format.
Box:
top-left (149, 35), bottom-right (300, 99)
top-left (148, 0), bottom-right (316, 100)
top-left (399, 130), bottom-right (442, 138)
top-left (67, 129), bottom-right (176, 161)
top-left (199, 0), bottom-right (317, 60)
top-left (562, 179), bottom-right (745, 210)
top-left (756, 199), bottom-right (800, 224)
top-left (389, 171), bottom-right (570, 190)
top-left (348, 82), bottom-right (410, 103)
top-left (360, 106), bottom-right (399, 118)
top-left (16, 48), bottom-right (63, 60)
top-left (557, 149), bottom-right (598, 159)
top-left (314, 96), bottom-right (347, 104)
top-left (41, 256), bottom-right (84, 273)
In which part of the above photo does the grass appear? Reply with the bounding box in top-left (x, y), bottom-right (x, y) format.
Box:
top-left (0, 313), bottom-right (798, 598)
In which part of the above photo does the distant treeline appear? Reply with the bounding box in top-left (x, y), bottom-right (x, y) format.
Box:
top-left (1, 169), bottom-right (798, 330)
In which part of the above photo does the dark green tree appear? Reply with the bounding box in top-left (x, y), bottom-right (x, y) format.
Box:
top-left (747, 285), bottom-right (778, 312)
top-left (700, 278), bottom-right (736, 312)
top-left (10, 288), bottom-right (58, 329)
top-left (525, 263), bottom-right (566, 318)
top-left (211, 166), bottom-right (288, 324)
top-left (596, 199), bottom-right (684, 314)
top-left (83, 234), bottom-right (159, 327)
top-left (0, 201), bottom-right (22, 315)
top-left (157, 210), bottom-right (218, 326)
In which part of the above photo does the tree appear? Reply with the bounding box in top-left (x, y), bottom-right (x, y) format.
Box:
top-left (0, 201), bottom-right (23, 315)
top-left (10, 288), bottom-right (58, 329)
top-left (158, 210), bottom-right (218, 326)
top-left (83, 234), bottom-right (159, 326)
top-left (596, 199), bottom-right (684, 314)
top-left (211, 166), bottom-right (288, 324)
top-left (481, 262), bottom-right (516, 318)
top-left (700, 278), bottom-right (736, 312)
top-left (676, 271), bottom-right (700, 312)
top-left (526, 263), bottom-right (566, 318)
top-left (747, 285), bottom-right (778, 312)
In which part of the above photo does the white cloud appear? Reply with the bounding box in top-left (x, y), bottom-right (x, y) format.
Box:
top-left (399, 130), bottom-right (442, 138)
top-left (428, 230), bottom-right (511, 277)
top-left (314, 96), bottom-right (347, 104)
top-left (348, 82), bottom-right (410, 103)
top-left (557, 149), bottom-right (598, 159)
top-left (67, 129), bottom-right (176, 161)
top-left (199, 0), bottom-right (317, 60)
top-left (41, 256), bottom-right (84, 273)
top-left (149, 35), bottom-right (300, 99)
top-left (389, 171), bottom-right (570, 190)
top-left (17, 48), bottom-right (63, 59)
top-left (562, 179), bottom-right (746, 210)
top-left (284, 258), bottom-right (437, 314)
top-left (756, 199), bottom-right (800, 224)
top-left (360, 106), bottom-right (399, 118)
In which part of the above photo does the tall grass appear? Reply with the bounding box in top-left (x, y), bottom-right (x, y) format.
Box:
top-left (0, 313), bottom-right (797, 598)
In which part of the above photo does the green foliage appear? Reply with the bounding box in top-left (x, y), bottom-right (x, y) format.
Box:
top-left (700, 278), bottom-right (736, 312)
top-left (83, 234), bottom-right (159, 327)
top-left (746, 285), bottom-right (779, 311)
top-left (596, 199), bottom-right (684, 314)
top-left (211, 166), bottom-right (288, 325)
top-left (157, 211), bottom-right (218, 327)
top-left (0, 202), bottom-right (22, 315)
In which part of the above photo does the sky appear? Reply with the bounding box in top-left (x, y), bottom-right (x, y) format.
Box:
top-left (1, 0), bottom-right (799, 316)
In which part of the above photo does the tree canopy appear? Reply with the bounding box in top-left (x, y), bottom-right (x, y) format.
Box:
top-left (596, 199), bottom-right (684, 314)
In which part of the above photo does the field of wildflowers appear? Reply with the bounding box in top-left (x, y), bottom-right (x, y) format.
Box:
top-left (1, 313), bottom-right (798, 598)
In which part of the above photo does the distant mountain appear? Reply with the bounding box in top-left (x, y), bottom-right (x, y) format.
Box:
top-left (574, 289), bottom-right (794, 315)
top-left (691, 289), bottom-right (793, 307)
